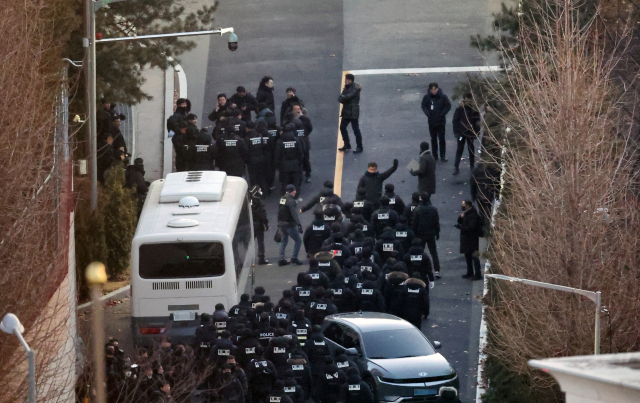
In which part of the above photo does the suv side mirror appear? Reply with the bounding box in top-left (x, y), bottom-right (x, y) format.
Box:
top-left (346, 347), bottom-right (359, 356)
top-left (433, 341), bottom-right (442, 349)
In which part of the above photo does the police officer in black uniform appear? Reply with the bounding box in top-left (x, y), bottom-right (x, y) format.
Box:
top-left (216, 120), bottom-right (247, 177)
top-left (246, 121), bottom-right (271, 192)
top-left (274, 124), bottom-right (304, 197)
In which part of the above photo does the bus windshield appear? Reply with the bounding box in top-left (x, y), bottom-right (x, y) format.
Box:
top-left (139, 242), bottom-right (225, 279)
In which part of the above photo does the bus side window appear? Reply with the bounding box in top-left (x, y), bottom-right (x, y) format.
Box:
top-left (232, 194), bottom-right (252, 279)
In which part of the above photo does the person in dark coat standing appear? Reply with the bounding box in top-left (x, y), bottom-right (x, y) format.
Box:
top-left (251, 186), bottom-right (270, 265)
top-left (455, 200), bottom-right (482, 280)
top-left (411, 193), bottom-right (441, 278)
top-left (193, 126), bottom-right (217, 171)
top-left (274, 124), bottom-right (304, 197)
top-left (303, 211), bottom-right (331, 258)
top-left (208, 93), bottom-right (229, 123)
top-left (256, 76), bottom-right (275, 112)
top-left (300, 180), bottom-right (343, 213)
top-left (167, 98), bottom-right (191, 134)
top-left (410, 142), bottom-right (437, 195)
top-left (470, 162), bottom-right (500, 225)
top-left (383, 183), bottom-right (405, 217)
top-left (280, 87), bottom-right (305, 125)
top-left (398, 276), bottom-right (432, 329)
top-left (229, 86), bottom-right (258, 122)
top-left (421, 83), bottom-right (451, 161)
top-left (171, 121), bottom-right (189, 172)
top-left (284, 104), bottom-right (314, 183)
top-left (338, 74), bottom-right (363, 153)
top-left (357, 160), bottom-right (398, 207)
top-left (216, 120), bottom-right (247, 177)
top-left (338, 368), bottom-right (374, 403)
top-left (245, 121), bottom-right (270, 193)
top-left (278, 185), bottom-right (304, 266)
top-left (452, 93), bottom-right (481, 175)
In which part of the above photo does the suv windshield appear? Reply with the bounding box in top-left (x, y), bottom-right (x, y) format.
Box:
top-left (139, 242), bottom-right (225, 279)
top-left (362, 329), bottom-right (436, 359)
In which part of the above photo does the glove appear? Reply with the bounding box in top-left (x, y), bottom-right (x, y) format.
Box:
top-left (393, 159), bottom-right (399, 167)
top-left (429, 281), bottom-right (435, 289)
top-left (298, 225), bottom-right (303, 234)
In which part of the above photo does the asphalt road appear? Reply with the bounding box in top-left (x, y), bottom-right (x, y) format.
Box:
top-left (80, 1), bottom-right (500, 402)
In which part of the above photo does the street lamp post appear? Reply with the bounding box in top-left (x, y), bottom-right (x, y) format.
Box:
top-left (85, 262), bottom-right (108, 403)
top-left (84, 0), bottom-right (236, 209)
top-left (1, 313), bottom-right (36, 403)
top-left (485, 273), bottom-right (602, 354)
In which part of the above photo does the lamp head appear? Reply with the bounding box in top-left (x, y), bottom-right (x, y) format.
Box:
top-left (227, 32), bottom-right (238, 51)
top-left (1, 313), bottom-right (24, 334)
top-left (85, 262), bottom-right (107, 285)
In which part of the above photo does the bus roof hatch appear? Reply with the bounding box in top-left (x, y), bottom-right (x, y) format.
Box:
top-left (160, 171), bottom-right (227, 203)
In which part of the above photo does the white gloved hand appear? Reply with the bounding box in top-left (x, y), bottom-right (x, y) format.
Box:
top-left (429, 281), bottom-right (435, 289)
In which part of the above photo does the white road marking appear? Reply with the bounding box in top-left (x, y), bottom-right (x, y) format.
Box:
top-left (347, 66), bottom-right (502, 75)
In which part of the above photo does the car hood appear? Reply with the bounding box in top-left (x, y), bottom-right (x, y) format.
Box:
top-left (368, 354), bottom-right (454, 379)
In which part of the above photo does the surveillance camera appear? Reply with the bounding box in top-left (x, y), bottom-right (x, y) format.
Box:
top-left (228, 32), bottom-right (238, 51)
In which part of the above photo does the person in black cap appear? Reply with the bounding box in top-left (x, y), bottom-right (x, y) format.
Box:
top-left (338, 74), bottom-right (363, 153)
top-left (167, 98), bottom-right (190, 134)
top-left (383, 183), bottom-right (405, 217)
top-left (410, 141), bottom-right (437, 195)
top-left (303, 211), bottom-right (331, 258)
top-left (300, 180), bottom-right (343, 213)
top-left (278, 185), bottom-right (304, 266)
top-left (274, 124), bottom-right (304, 197)
top-left (229, 86), bottom-right (257, 122)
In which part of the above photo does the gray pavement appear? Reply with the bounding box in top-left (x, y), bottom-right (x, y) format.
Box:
top-left (81, 1), bottom-right (500, 401)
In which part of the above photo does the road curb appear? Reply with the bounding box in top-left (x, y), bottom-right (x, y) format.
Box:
top-left (77, 285), bottom-right (130, 311)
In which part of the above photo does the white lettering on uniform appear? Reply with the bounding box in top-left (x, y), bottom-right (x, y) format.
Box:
top-left (354, 201), bottom-right (364, 208)
top-left (245, 347), bottom-right (255, 354)
top-left (354, 247), bottom-right (362, 254)
top-left (251, 137), bottom-right (262, 145)
top-left (349, 385), bottom-right (361, 391)
top-left (320, 197), bottom-right (326, 203)
top-left (196, 145), bottom-right (209, 152)
top-left (408, 288), bottom-right (420, 293)
top-left (299, 290), bottom-right (310, 297)
top-left (361, 266), bottom-right (372, 272)
top-left (396, 231), bottom-right (408, 237)
top-left (362, 289), bottom-right (373, 295)
top-left (234, 124), bottom-right (240, 131)
top-left (276, 313), bottom-right (287, 319)
top-left (270, 397), bottom-right (281, 403)
top-left (296, 329), bottom-right (307, 335)
top-left (316, 304), bottom-right (327, 310)
top-left (319, 262), bottom-right (330, 267)
top-left (225, 140), bottom-right (237, 146)
top-left (310, 273), bottom-right (320, 280)
top-left (411, 255), bottom-right (423, 261)
top-left (215, 322), bottom-right (226, 328)
top-left (274, 347), bottom-right (286, 353)
top-left (378, 213), bottom-right (389, 219)
top-left (356, 283), bottom-right (363, 289)
top-left (313, 225), bottom-right (325, 230)
top-left (280, 198), bottom-right (286, 205)
top-left (268, 130), bottom-right (277, 137)
top-left (332, 288), bottom-right (343, 295)
top-left (313, 340), bottom-right (325, 346)
top-left (285, 387), bottom-right (296, 393)
top-left (297, 129), bottom-right (305, 137)
top-left (333, 249), bottom-right (342, 256)
top-left (260, 332), bottom-right (275, 338)
top-left (389, 198), bottom-right (396, 204)
top-left (383, 243), bottom-right (394, 251)
top-left (292, 365), bottom-right (304, 370)
top-left (324, 215), bottom-right (335, 221)
top-left (411, 206), bottom-right (416, 211)
top-left (337, 362), bottom-right (349, 368)
top-left (217, 349), bottom-right (230, 356)
top-left (363, 225), bottom-right (368, 231)
top-left (284, 141), bottom-right (296, 148)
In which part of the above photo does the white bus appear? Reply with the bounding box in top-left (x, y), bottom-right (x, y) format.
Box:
top-left (130, 171), bottom-right (254, 346)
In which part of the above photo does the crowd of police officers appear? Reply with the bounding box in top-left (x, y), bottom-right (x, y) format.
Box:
top-left (99, 76), bottom-right (488, 403)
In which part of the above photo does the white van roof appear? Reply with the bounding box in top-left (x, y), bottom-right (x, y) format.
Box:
top-left (134, 172), bottom-right (248, 239)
